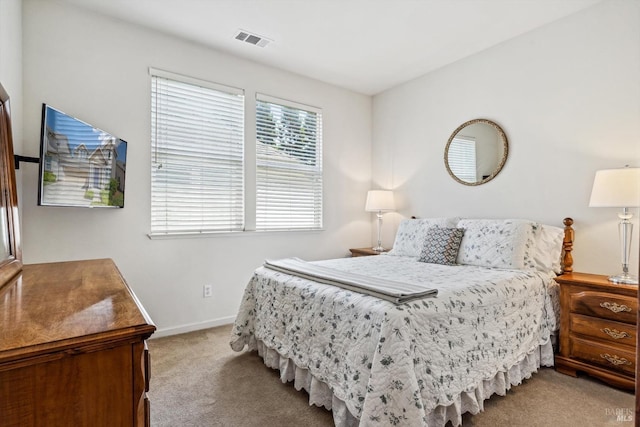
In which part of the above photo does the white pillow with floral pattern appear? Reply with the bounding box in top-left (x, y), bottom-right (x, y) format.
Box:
top-left (456, 219), bottom-right (535, 270)
top-left (533, 223), bottom-right (564, 273)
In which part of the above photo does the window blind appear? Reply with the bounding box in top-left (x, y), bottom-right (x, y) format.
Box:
top-left (150, 69), bottom-right (244, 235)
top-left (448, 136), bottom-right (477, 183)
top-left (256, 94), bottom-right (322, 231)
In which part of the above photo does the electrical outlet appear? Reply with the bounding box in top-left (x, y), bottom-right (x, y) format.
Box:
top-left (203, 284), bottom-right (213, 298)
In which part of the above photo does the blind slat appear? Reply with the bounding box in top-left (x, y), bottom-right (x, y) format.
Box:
top-left (448, 137), bottom-right (477, 183)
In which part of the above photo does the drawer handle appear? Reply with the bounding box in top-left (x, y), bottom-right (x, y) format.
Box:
top-left (600, 353), bottom-right (632, 366)
top-left (601, 328), bottom-right (631, 340)
top-left (600, 302), bottom-right (632, 313)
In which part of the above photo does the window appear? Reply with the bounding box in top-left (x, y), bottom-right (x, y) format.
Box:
top-left (447, 136), bottom-right (477, 183)
top-left (150, 69), bottom-right (244, 235)
top-left (256, 95), bottom-right (323, 230)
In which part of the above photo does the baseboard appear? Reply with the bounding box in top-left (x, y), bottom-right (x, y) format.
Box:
top-left (150, 315), bottom-right (236, 339)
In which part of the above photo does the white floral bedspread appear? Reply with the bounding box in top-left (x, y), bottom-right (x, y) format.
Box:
top-left (230, 255), bottom-right (559, 426)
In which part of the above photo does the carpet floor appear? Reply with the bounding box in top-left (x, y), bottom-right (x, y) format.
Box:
top-left (148, 324), bottom-right (634, 426)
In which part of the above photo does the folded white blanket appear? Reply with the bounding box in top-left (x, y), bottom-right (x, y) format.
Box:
top-left (264, 257), bottom-right (438, 304)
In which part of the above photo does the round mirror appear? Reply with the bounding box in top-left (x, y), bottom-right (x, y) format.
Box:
top-left (444, 118), bottom-right (508, 186)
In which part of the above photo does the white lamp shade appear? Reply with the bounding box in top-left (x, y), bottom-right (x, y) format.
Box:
top-left (589, 168), bottom-right (640, 208)
top-left (365, 190), bottom-right (395, 212)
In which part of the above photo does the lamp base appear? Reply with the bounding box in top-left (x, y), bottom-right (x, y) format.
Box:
top-left (371, 246), bottom-right (386, 252)
top-left (608, 274), bottom-right (639, 285)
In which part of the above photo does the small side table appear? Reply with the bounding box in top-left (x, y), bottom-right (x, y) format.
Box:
top-left (349, 248), bottom-right (389, 257)
top-left (554, 272), bottom-right (637, 390)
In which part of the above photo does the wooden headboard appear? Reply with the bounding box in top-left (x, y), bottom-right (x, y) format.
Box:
top-left (561, 217), bottom-right (574, 275)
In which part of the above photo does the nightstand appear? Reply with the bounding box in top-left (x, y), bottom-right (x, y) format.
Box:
top-left (349, 248), bottom-right (389, 257)
top-left (555, 272), bottom-right (637, 390)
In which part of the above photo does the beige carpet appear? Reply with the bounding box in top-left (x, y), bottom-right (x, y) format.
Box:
top-left (148, 325), bottom-right (634, 426)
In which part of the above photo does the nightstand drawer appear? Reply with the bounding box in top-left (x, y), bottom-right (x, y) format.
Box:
top-left (570, 313), bottom-right (636, 348)
top-left (570, 336), bottom-right (635, 376)
top-left (569, 291), bottom-right (636, 324)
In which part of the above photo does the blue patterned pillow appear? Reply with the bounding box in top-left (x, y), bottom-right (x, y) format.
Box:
top-left (418, 227), bottom-right (465, 265)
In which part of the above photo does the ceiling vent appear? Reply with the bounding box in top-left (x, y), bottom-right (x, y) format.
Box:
top-left (234, 30), bottom-right (272, 48)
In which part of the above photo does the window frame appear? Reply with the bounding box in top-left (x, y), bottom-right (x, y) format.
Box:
top-left (149, 68), bottom-right (245, 238)
top-left (255, 93), bottom-right (324, 232)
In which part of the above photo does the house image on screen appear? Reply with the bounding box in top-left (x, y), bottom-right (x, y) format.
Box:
top-left (42, 124), bottom-right (125, 207)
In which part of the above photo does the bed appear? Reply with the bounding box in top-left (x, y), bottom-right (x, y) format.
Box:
top-left (230, 217), bottom-right (573, 426)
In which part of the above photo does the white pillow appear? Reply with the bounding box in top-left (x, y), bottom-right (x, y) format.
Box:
top-left (532, 224), bottom-right (564, 274)
top-left (387, 217), bottom-right (460, 258)
top-left (456, 219), bottom-right (534, 270)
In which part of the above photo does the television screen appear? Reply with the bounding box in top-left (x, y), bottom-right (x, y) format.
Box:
top-left (38, 104), bottom-right (126, 208)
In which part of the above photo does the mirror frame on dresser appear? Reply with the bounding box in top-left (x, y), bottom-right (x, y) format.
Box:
top-left (444, 118), bottom-right (509, 186)
top-left (0, 83), bottom-right (22, 289)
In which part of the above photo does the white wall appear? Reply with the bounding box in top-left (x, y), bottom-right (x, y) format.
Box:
top-left (373, 0), bottom-right (640, 276)
top-left (21, 1), bottom-right (372, 336)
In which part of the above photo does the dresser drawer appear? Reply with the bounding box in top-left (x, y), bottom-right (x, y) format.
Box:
top-left (555, 273), bottom-right (637, 390)
top-left (569, 291), bottom-right (636, 324)
top-left (570, 336), bottom-right (635, 376)
top-left (570, 313), bottom-right (636, 348)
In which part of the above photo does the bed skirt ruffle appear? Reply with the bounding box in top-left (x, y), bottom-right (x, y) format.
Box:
top-left (254, 335), bottom-right (556, 427)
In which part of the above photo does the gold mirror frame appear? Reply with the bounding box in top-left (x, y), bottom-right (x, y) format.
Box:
top-left (444, 118), bottom-right (509, 186)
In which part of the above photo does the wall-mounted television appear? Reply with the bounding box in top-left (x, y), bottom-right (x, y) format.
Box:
top-left (38, 104), bottom-right (127, 208)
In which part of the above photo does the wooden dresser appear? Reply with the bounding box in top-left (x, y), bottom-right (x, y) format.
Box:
top-left (555, 272), bottom-right (637, 390)
top-left (0, 258), bottom-right (156, 426)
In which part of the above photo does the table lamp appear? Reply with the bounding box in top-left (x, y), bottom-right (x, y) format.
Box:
top-left (365, 190), bottom-right (395, 252)
top-left (589, 166), bottom-right (640, 284)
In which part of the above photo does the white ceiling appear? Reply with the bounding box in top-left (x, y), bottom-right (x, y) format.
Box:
top-left (60, 0), bottom-right (602, 95)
